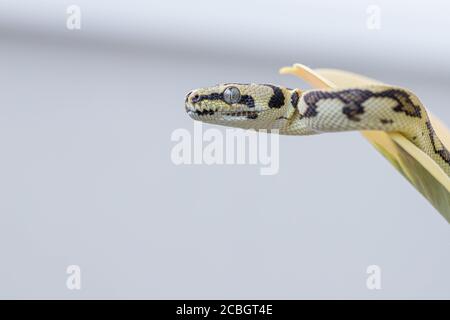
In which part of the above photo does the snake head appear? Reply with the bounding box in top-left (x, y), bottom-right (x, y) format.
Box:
top-left (185, 83), bottom-right (298, 131)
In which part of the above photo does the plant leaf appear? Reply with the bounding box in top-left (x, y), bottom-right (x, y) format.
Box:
top-left (280, 64), bottom-right (450, 223)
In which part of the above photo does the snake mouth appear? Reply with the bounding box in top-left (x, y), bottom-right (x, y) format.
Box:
top-left (195, 109), bottom-right (258, 119)
top-left (185, 104), bottom-right (261, 120)
top-left (185, 100), bottom-right (260, 118)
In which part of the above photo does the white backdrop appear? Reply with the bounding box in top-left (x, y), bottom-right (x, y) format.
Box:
top-left (0, 0), bottom-right (449, 299)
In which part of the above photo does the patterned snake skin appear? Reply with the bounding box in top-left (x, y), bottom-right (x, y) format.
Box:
top-left (185, 83), bottom-right (450, 176)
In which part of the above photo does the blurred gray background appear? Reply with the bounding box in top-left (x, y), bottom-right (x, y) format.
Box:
top-left (0, 0), bottom-right (449, 299)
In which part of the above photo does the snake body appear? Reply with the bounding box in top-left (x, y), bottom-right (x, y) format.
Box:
top-left (185, 83), bottom-right (450, 176)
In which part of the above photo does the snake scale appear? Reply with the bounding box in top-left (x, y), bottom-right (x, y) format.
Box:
top-left (185, 83), bottom-right (450, 176)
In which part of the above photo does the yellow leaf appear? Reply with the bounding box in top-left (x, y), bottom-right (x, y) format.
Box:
top-left (280, 64), bottom-right (450, 223)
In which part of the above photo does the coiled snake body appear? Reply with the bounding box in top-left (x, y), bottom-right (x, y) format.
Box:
top-left (185, 83), bottom-right (450, 176)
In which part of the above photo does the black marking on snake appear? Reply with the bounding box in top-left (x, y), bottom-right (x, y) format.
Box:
top-left (426, 121), bottom-right (450, 165)
top-left (193, 92), bottom-right (223, 103)
top-left (291, 91), bottom-right (299, 109)
top-left (246, 112), bottom-right (258, 119)
top-left (302, 89), bottom-right (422, 121)
top-left (239, 95), bottom-right (255, 108)
top-left (194, 109), bottom-right (258, 119)
top-left (194, 109), bottom-right (215, 116)
top-left (380, 118), bottom-right (394, 124)
top-left (377, 89), bottom-right (422, 118)
top-left (342, 102), bottom-right (365, 121)
top-left (302, 90), bottom-right (335, 118)
top-left (264, 84), bottom-right (285, 109)
top-left (193, 92), bottom-right (255, 109)
top-left (224, 111), bottom-right (258, 118)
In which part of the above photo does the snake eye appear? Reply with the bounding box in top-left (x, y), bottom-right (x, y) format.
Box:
top-left (223, 86), bottom-right (241, 104)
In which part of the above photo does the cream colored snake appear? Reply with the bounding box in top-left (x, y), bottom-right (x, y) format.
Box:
top-left (185, 83), bottom-right (450, 175)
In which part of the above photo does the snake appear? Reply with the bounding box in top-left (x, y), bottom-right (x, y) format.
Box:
top-left (184, 83), bottom-right (450, 176)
